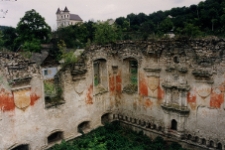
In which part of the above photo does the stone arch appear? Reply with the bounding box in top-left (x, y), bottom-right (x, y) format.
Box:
top-left (152, 124), bottom-right (157, 129)
top-left (209, 140), bottom-right (214, 148)
top-left (10, 144), bottom-right (29, 150)
top-left (201, 138), bottom-right (206, 145)
top-left (173, 55), bottom-right (179, 64)
top-left (187, 134), bottom-right (192, 140)
top-left (78, 121), bottom-right (91, 133)
top-left (158, 126), bottom-right (162, 131)
top-left (47, 130), bottom-right (63, 144)
top-left (194, 136), bottom-right (199, 143)
top-left (217, 142), bottom-right (222, 150)
top-left (171, 119), bottom-right (177, 130)
top-left (146, 122), bottom-right (151, 128)
top-left (101, 113), bottom-right (111, 125)
top-left (122, 56), bottom-right (140, 64)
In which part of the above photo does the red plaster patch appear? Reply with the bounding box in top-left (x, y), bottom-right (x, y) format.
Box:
top-left (116, 72), bottom-right (122, 93)
top-left (144, 99), bottom-right (153, 108)
top-left (109, 75), bottom-right (115, 93)
top-left (30, 92), bottom-right (40, 106)
top-left (86, 84), bottom-right (93, 105)
top-left (187, 91), bottom-right (196, 110)
top-left (0, 88), bottom-right (15, 112)
top-left (139, 73), bottom-right (148, 96)
top-left (210, 90), bottom-right (224, 108)
top-left (187, 92), bottom-right (196, 103)
top-left (158, 86), bottom-right (164, 99)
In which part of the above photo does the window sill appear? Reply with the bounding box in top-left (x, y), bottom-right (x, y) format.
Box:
top-left (45, 100), bottom-right (65, 108)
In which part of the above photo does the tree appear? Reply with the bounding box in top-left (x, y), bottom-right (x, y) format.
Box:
top-left (2, 27), bottom-right (18, 51)
top-left (16, 9), bottom-right (51, 46)
top-left (22, 38), bottom-right (41, 52)
top-left (158, 18), bottom-right (173, 33)
top-left (0, 31), bottom-right (4, 49)
top-left (177, 23), bottom-right (202, 37)
top-left (94, 22), bottom-right (119, 45)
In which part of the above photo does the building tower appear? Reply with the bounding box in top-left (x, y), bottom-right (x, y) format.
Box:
top-left (56, 7), bottom-right (83, 28)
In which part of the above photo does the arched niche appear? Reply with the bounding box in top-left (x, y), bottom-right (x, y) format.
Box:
top-left (11, 144), bottom-right (29, 150)
top-left (47, 131), bottom-right (63, 144)
top-left (78, 121), bottom-right (90, 133)
top-left (101, 113), bottom-right (110, 125)
top-left (171, 119), bottom-right (177, 130)
top-left (201, 138), bottom-right (206, 145)
top-left (217, 143), bottom-right (222, 150)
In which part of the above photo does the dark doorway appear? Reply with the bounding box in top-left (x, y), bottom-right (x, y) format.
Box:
top-left (201, 138), bottom-right (206, 145)
top-left (171, 119), bottom-right (177, 130)
top-left (12, 144), bottom-right (29, 150)
top-left (209, 140), bottom-right (214, 148)
top-left (217, 143), bottom-right (222, 150)
top-left (101, 113), bottom-right (110, 125)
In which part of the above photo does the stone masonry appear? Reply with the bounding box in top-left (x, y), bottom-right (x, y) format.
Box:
top-left (2, 38), bottom-right (225, 149)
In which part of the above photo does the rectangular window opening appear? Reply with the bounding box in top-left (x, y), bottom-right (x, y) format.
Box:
top-left (129, 60), bottom-right (138, 85)
top-left (94, 62), bottom-right (100, 86)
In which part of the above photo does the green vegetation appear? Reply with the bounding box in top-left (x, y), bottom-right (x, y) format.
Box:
top-left (0, 9), bottom-right (51, 52)
top-left (1, 0), bottom-right (224, 53)
top-left (94, 22), bottom-right (121, 45)
top-left (44, 80), bottom-right (63, 107)
top-left (48, 121), bottom-right (186, 150)
top-left (15, 9), bottom-right (51, 52)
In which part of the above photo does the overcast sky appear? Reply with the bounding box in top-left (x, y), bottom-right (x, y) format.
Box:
top-left (1, 0), bottom-right (203, 30)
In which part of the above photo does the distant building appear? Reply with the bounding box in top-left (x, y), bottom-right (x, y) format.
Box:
top-left (56, 7), bottom-right (83, 28)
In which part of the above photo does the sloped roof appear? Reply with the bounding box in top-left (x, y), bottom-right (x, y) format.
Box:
top-left (63, 6), bottom-right (70, 12)
top-left (56, 8), bottom-right (61, 14)
top-left (41, 54), bottom-right (60, 67)
top-left (30, 50), bottom-right (49, 65)
top-left (70, 14), bottom-right (83, 21)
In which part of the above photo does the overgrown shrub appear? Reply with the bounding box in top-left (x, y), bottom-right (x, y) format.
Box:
top-left (48, 121), bottom-right (187, 150)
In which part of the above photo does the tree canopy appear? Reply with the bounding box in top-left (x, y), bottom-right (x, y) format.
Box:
top-left (16, 9), bottom-right (51, 52)
top-left (94, 22), bottom-right (121, 45)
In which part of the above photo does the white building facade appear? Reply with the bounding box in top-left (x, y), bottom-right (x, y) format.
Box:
top-left (56, 7), bottom-right (83, 28)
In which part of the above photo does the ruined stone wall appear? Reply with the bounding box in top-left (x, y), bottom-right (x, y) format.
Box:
top-left (84, 38), bottom-right (225, 149)
top-left (1, 38), bottom-right (225, 150)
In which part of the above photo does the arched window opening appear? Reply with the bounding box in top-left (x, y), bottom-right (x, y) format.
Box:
top-left (171, 119), bottom-right (177, 130)
top-left (142, 121), bottom-right (146, 126)
top-left (217, 143), bottom-right (222, 150)
top-left (47, 131), bottom-right (63, 144)
top-left (187, 134), bottom-right (192, 140)
top-left (122, 58), bottom-right (138, 93)
top-left (195, 136), bottom-right (199, 142)
top-left (152, 124), bottom-right (157, 129)
top-left (11, 144), bottom-right (29, 150)
top-left (101, 113), bottom-right (110, 125)
top-left (201, 138), bottom-right (206, 145)
top-left (139, 120), bottom-right (142, 125)
top-left (113, 114), bottom-right (116, 119)
top-left (173, 56), bottom-right (179, 63)
top-left (93, 59), bottom-right (107, 87)
top-left (209, 140), bottom-right (214, 148)
top-left (158, 126), bottom-right (162, 131)
top-left (130, 117), bottom-right (132, 122)
top-left (78, 121), bottom-right (90, 133)
top-left (129, 60), bottom-right (138, 85)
